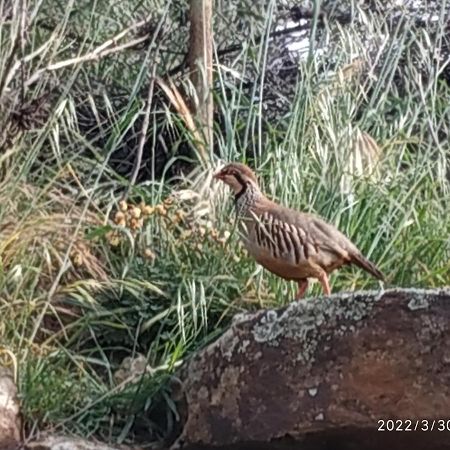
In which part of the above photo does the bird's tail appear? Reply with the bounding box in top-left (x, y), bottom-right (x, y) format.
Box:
top-left (351, 252), bottom-right (385, 281)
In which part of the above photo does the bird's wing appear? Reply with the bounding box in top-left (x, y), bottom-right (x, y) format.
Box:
top-left (306, 215), bottom-right (358, 259)
top-left (252, 198), bottom-right (384, 279)
top-left (296, 210), bottom-right (384, 279)
top-left (255, 199), bottom-right (357, 262)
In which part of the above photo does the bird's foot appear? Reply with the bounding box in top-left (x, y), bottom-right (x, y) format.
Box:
top-left (317, 272), bottom-right (331, 296)
top-left (295, 279), bottom-right (309, 300)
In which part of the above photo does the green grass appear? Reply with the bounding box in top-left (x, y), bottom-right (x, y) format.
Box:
top-left (0, 0), bottom-right (449, 447)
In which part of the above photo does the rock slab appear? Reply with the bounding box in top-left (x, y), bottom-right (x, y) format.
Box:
top-left (171, 288), bottom-right (450, 449)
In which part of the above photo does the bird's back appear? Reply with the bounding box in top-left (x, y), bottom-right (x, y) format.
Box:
top-left (240, 196), bottom-right (383, 280)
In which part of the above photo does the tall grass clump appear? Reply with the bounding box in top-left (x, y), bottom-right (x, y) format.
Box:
top-left (0, 0), bottom-right (449, 447)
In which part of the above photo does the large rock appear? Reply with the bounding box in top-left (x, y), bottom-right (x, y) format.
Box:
top-left (171, 288), bottom-right (450, 449)
top-left (0, 367), bottom-right (21, 450)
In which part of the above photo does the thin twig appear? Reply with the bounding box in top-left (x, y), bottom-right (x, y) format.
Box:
top-left (127, 69), bottom-right (156, 196)
top-left (0, 0), bottom-right (44, 97)
top-left (25, 35), bottom-right (150, 87)
top-left (19, 0), bottom-right (28, 104)
top-left (124, 2), bottom-right (171, 196)
top-left (2, 38), bottom-right (53, 94)
top-left (0, 3), bottom-right (24, 97)
top-left (25, 15), bottom-right (154, 87)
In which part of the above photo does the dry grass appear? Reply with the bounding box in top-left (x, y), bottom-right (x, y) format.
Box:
top-left (0, 184), bottom-right (107, 290)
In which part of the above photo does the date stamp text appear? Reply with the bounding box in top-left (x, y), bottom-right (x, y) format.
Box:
top-left (378, 419), bottom-right (450, 432)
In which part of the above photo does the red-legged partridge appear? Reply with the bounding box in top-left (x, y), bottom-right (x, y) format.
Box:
top-left (214, 162), bottom-right (384, 299)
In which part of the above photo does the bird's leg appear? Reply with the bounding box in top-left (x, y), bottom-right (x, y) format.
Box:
top-left (295, 279), bottom-right (309, 300)
top-left (317, 272), bottom-right (331, 296)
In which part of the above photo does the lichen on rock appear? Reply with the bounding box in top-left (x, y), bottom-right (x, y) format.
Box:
top-left (172, 288), bottom-right (450, 449)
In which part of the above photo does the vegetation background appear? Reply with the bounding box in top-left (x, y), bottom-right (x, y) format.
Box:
top-left (0, 0), bottom-right (449, 447)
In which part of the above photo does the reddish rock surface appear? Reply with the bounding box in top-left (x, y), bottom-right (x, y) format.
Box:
top-left (171, 288), bottom-right (450, 449)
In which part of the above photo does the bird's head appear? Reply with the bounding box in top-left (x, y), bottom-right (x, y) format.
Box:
top-left (213, 163), bottom-right (259, 194)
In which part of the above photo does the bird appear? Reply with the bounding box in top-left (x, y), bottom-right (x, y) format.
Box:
top-left (213, 162), bottom-right (384, 299)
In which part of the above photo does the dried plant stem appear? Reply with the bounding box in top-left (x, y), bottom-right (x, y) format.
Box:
top-left (0, 0), bottom-right (28, 96)
top-left (26, 36), bottom-right (150, 87)
top-left (2, 39), bottom-right (53, 92)
top-left (25, 16), bottom-right (154, 87)
top-left (127, 70), bottom-right (156, 196)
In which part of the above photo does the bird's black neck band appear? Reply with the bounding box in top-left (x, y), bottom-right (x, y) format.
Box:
top-left (234, 185), bottom-right (247, 202)
top-left (233, 172), bottom-right (247, 203)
